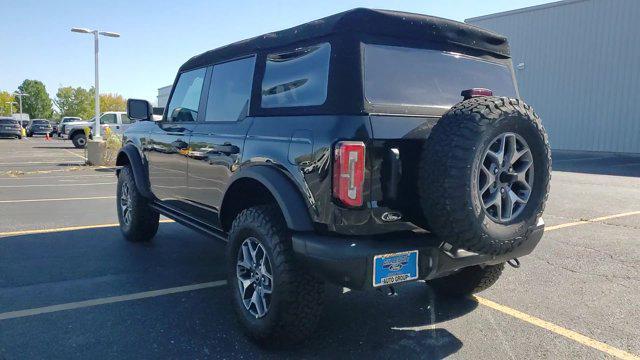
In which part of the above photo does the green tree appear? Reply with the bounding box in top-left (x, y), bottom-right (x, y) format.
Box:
top-left (0, 91), bottom-right (15, 116)
top-left (99, 93), bottom-right (127, 112)
top-left (54, 86), bottom-right (94, 120)
top-left (16, 80), bottom-right (54, 119)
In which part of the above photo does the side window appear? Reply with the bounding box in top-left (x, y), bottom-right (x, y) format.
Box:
top-left (121, 114), bottom-right (134, 124)
top-left (100, 113), bottom-right (117, 124)
top-left (166, 68), bottom-right (207, 122)
top-left (261, 43), bottom-right (330, 108)
top-left (205, 56), bottom-right (256, 122)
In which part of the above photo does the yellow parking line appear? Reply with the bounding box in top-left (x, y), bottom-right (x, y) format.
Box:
top-left (0, 219), bottom-right (174, 238)
top-left (0, 196), bottom-right (115, 204)
top-left (546, 211), bottom-right (640, 231)
top-left (474, 296), bottom-right (639, 360)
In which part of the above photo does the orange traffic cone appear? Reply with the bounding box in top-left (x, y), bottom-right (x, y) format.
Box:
top-left (45, 133), bottom-right (50, 141)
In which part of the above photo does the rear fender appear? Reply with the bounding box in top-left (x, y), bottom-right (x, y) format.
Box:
top-left (220, 166), bottom-right (313, 232)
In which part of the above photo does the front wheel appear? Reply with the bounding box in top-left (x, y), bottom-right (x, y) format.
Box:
top-left (117, 166), bottom-right (159, 242)
top-left (227, 205), bottom-right (324, 347)
top-left (71, 133), bottom-right (87, 148)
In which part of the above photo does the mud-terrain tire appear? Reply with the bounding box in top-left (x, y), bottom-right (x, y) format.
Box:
top-left (116, 165), bottom-right (159, 242)
top-left (419, 97), bottom-right (551, 255)
top-left (227, 205), bottom-right (324, 347)
top-left (71, 132), bottom-right (87, 148)
top-left (429, 263), bottom-right (505, 296)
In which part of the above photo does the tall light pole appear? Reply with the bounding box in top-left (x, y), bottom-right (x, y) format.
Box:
top-left (71, 27), bottom-right (120, 140)
top-left (12, 92), bottom-right (28, 119)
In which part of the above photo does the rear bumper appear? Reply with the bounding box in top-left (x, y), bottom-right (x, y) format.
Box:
top-left (292, 218), bottom-right (545, 289)
top-left (0, 130), bottom-right (21, 137)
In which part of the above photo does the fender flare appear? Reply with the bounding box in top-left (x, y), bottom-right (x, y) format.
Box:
top-left (116, 144), bottom-right (153, 199)
top-left (220, 166), bottom-right (314, 232)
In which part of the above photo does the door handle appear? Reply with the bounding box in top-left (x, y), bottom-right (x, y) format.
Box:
top-left (209, 143), bottom-right (239, 155)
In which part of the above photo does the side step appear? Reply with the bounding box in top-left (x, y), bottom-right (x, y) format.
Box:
top-left (149, 202), bottom-right (228, 243)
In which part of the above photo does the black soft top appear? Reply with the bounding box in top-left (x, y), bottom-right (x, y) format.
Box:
top-left (180, 8), bottom-right (509, 72)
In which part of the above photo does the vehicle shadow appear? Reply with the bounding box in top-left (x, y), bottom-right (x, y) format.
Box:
top-left (274, 284), bottom-right (470, 358)
top-left (552, 150), bottom-right (640, 177)
top-left (0, 225), bottom-right (470, 359)
top-left (31, 146), bottom-right (78, 149)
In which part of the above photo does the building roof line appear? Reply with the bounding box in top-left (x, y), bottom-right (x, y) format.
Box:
top-left (466, 0), bottom-right (591, 23)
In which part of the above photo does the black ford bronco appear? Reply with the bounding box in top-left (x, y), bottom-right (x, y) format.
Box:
top-left (116, 9), bottom-right (551, 345)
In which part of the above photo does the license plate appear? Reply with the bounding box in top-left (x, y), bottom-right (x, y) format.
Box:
top-left (373, 250), bottom-right (419, 287)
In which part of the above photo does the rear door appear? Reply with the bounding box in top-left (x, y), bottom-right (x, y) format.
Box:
top-left (187, 56), bottom-right (256, 216)
top-left (146, 67), bottom-right (207, 205)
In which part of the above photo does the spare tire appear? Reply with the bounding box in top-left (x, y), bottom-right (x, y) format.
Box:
top-left (418, 97), bottom-right (551, 255)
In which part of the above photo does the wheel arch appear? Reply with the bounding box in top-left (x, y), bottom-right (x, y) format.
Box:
top-left (116, 144), bottom-right (153, 199)
top-left (219, 166), bottom-right (314, 232)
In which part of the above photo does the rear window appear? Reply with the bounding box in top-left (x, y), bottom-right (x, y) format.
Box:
top-left (0, 119), bottom-right (17, 125)
top-left (32, 120), bottom-right (49, 124)
top-left (62, 117), bottom-right (80, 122)
top-left (363, 44), bottom-right (517, 110)
top-left (261, 43), bottom-right (330, 108)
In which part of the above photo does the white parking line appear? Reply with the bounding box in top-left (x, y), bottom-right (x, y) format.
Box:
top-left (0, 182), bottom-right (115, 188)
top-left (0, 174), bottom-right (112, 181)
top-left (0, 196), bottom-right (115, 204)
top-left (0, 281), bottom-right (227, 321)
top-left (0, 161), bottom-right (84, 166)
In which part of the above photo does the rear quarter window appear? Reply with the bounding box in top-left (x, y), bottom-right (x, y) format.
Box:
top-left (261, 43), bottom-right (330, 108)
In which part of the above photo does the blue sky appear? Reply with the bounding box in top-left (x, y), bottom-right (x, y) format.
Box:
top-left (1, 0), bottom-right (549, 105)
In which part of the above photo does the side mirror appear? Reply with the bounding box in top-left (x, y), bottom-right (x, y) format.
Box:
top-left (127, 99), bottom-right (153, 121)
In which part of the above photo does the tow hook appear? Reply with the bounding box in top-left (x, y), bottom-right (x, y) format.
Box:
top-left (376, 285), bottom-right (398, 296)
top-left (507, 258), bottom-right (521, 269)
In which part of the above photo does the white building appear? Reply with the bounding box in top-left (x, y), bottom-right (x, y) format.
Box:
top-left (157, 85), bottom-right (172, 108)
top-left (467, 0), bottom-right (640, 154)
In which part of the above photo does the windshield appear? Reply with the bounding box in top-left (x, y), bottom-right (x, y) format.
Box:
top-left (63, 117), bottom-right (81, 122)
top-left (0, 119), bottom-right (18, 125)
top-left (32, 120), bottom-right (49, 125)
top-left (363, 44), bottom-right (517, 111)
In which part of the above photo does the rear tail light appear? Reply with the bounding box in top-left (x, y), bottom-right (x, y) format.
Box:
top-left (333, 141), bottom-right (365, 207)
top-left (461, 88), bottom-right (493, 100)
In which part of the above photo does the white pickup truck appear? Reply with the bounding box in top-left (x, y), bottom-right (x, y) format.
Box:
top-left (61, 112), bottom-right (134, 148)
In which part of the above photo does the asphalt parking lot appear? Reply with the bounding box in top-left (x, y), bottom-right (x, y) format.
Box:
top-left (1, 137), bottom-right (639, 359)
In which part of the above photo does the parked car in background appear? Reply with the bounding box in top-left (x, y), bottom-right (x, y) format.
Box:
top-left (58, 116), bottom-right (82, 137)
top-left (63, 112), bottom-right (134, 148)
top-left (0, 117), bottom-right (22, 139)
top-left (26, 119), bottom-right (53, 137)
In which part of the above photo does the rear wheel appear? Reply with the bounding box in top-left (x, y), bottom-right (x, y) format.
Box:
top-left (428, 263), bottom-right (505, 296)
top-left (117, 166), bottom-right (159, 242)
top-left (227, 205), bottom-right (324, 347)
top-left (71, 133), bottom-right (87, 148)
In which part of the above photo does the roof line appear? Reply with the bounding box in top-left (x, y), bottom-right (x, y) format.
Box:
top-left (465, 0), bottom-right (591, 22)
